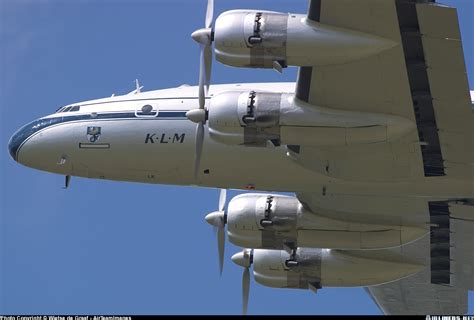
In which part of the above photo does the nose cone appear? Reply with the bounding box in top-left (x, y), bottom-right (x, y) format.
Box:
top-left (8, 135), bottom-right (16, 160)
top-left (7, 117), bottom-right (72, 175)
top-left (8, 126), bottom-right (27, 161)
top-left (8, 119), bottom-right (41, 163)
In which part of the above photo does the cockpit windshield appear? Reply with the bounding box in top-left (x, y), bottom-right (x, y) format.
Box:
top-left (55, 105), bottom-right (80, 113)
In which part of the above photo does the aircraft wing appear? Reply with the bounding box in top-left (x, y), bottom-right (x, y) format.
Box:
top-left (295, 0), bottom-right (473, 315)
top-left (365, 272), bottom-right (467, 315)
top-left (364, 235), bottom-right (468, 315)
top-left (294, 0), bottom-right (473, 182)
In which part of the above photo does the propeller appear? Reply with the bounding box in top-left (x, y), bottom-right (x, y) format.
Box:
top-left (205, 189), bottom-right (227, 274)
top-left (231, 248), bottom-right (254, 315)
top-left (186, 0), bottom-right (215, 181)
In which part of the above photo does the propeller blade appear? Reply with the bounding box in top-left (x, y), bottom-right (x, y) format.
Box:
top-left (218, 189), bottom-right (227, 212)
top-left (193, 0), bottom-right (214, 109)
top-left (204, 43), bottom-right (212, 94)
top-left (205, 210), bottom-right (226, 275)
top-left (205, 0), bottom-right (214, 28)
top-left (232, 249), bottom-right (253, 314)
top-left (198, 45), bottom-right (207, 110)
top-left (217, 224), bottom-right (225, 275)
top-left (194, 122), bottom-right (204, 180)
top-left (242, 267), bottom-right (250, 315)
top-left (191, 0), bottom-right (214, 181)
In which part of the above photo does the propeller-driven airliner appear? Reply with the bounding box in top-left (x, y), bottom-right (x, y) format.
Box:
top-left (8, 0), bottom-right (474, 315)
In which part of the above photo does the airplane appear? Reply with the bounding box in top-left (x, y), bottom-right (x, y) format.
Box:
top-left (7, 0), bottom-right (474, 315)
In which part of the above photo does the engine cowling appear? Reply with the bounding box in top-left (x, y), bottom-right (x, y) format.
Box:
top-left (249, 248), bottom-right (423, 289)
top-left (226, 194), bottom-right (299, 249)
top-left (213, 10), bottom-right (397, 69)
top-left (208, 91), bottom-right (282, 147)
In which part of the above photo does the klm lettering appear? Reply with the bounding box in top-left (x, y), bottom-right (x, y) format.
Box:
top-left (145, 133), bottom-right (185, 144)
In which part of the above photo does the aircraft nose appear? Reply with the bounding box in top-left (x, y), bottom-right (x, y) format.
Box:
top-left (8, 127), bottom-right (25, 162)
top-left (8, 118), bottom-right (48, 163)
top-left (8, 117), bottom-right (75, 174)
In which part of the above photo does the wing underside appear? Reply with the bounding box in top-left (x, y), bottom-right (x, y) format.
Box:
top-left (296, 0), bottom-right (473, 181)
top-left (364, 235), bottom-right (468, 315)
top-left (296, 0), bottom-right (473, 314)
top-left (365, 274), bottom-right (467, 315)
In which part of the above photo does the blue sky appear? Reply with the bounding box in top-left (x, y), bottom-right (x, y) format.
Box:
top-left (1, 0), bottom-right (472, 315)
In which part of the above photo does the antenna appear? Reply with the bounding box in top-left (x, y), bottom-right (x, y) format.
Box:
top-left (127, 79), bottom-right (144, 95)
top-left (135, 79), bottom-right (141, 93)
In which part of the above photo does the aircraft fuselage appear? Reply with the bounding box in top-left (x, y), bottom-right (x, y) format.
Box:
top-left (8, 83), bottom-right (473, 211)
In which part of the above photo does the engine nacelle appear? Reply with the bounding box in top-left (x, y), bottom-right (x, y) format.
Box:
top-left (251, 248), bottom-right (423, 289)
top-left (224, 193), bottom-right (428, 251)
top-left (214, 10), bottom-right (397, 69)
top-left (208, 91), bottom-right (416, 147)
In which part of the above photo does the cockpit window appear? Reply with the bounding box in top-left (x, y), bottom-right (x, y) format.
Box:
top-left (55, 105), bottom-right (80, 113)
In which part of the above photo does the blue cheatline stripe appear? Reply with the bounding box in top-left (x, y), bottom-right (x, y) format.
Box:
top-left (8, 111), bottom-right (188, 161)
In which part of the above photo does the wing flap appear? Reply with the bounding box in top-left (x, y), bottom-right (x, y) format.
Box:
top-left (423, 38), bottom-right (466, 73)
top-left (416, 3), bottom-right (473, 177)
top-left (417, 3), bottom-right (460, 39)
